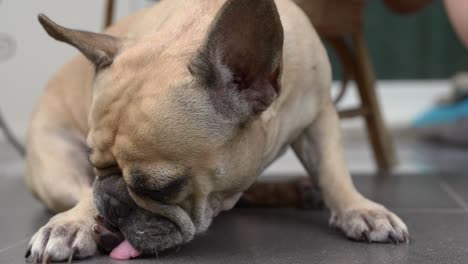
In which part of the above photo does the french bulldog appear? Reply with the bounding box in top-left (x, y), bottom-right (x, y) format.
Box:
top-left (25, 0), bottom-right (408, 262)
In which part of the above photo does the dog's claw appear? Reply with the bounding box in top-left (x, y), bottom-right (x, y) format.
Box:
top-left (25, 246), bottom-right (31, 258)
top-left (362, 231), bottom-right (371, 243)
top-left (68, 247), bottom-right (77, 264)
top-left (33, 254), bottom-right (39, 264)
top-left (403, 231), bottom-right (409, 243)
top-left (388, 233), bottom-right (400, 245)
top-left (42, 253), bottom-right (51, 264)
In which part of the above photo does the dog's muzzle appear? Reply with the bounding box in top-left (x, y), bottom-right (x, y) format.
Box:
top-left (92, 175), bottom-right (185, 256)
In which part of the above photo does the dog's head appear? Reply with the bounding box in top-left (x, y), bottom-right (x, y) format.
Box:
top-left (39, 0), bottom-right (283, 256)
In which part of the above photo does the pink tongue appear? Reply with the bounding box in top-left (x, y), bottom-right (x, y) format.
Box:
top-left (109, 240), bottom-right (142, 260)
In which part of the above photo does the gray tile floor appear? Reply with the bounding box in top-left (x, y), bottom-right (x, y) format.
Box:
top-left (1, 132), bottom-right (468, 263)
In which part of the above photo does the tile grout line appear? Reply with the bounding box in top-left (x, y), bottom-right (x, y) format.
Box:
top-left (0, 238), bottom-right (29, 255)
top-left (439, 181), bottom-right (468, 213)
top-left (393, 208), bottom-right (467, 214)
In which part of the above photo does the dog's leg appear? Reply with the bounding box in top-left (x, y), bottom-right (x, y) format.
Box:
top-left (236, 177), bottom-right (324, 209)
top-left (25, 128), bottom-right (97, 262)
top-left (291, 101), bottom-right (408, 243)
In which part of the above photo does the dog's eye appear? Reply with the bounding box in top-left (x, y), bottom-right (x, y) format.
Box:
top-left (93, 163), bottom-right (118, 171)
top-left (129, 176), bottom-right (188, 203)
top-left (95, 166), bottom-right (121, 177)
top-left (89, 159), bottom-right (121, 176)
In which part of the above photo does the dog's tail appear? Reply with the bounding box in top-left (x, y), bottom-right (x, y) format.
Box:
top-left (0, 109), bottom-right (25, 157)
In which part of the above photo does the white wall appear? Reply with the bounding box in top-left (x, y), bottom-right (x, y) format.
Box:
top-left (0, 0), bottom-right (150, 140)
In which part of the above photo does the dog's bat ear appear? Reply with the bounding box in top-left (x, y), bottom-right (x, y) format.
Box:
top-left (189, 0), bottom-right (284, 121)
top-left (38, 14), bottom-right (120, 69)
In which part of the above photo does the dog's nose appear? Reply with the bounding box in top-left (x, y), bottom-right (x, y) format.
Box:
top-left (93, 174), bottom-right (138, 227)
top-left (102, 193), bottom-right (133, 219)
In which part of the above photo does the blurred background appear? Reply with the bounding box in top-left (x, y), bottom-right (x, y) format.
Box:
top-left (1, 0), bottom-right (468, 174)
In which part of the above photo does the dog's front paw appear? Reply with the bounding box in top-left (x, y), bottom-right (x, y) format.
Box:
top-left (330, 203), bottom-right (409, 244)
top-left (26, 212), bottom-right (97, 263)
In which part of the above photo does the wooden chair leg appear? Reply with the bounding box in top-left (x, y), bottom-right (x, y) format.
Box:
top-left (351, 31), bottom-right (397, 172)
top-left (104, 0), bottom-right (115, 29)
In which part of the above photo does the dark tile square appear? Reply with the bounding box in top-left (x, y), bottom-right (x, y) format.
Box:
top-left (442, 174), bottom-right (468, 209)
top-left (353, 175), bottom-right (463, 210)
top-left (0, 177), bottom-right (51, 250)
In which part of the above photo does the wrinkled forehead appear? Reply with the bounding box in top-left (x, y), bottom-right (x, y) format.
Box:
top-left (113, 91), bottom-right (219, 158)
top-left (88, 75), bottom-right (227, 166)
top-left (88, 40), bottom-right (191, 134)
